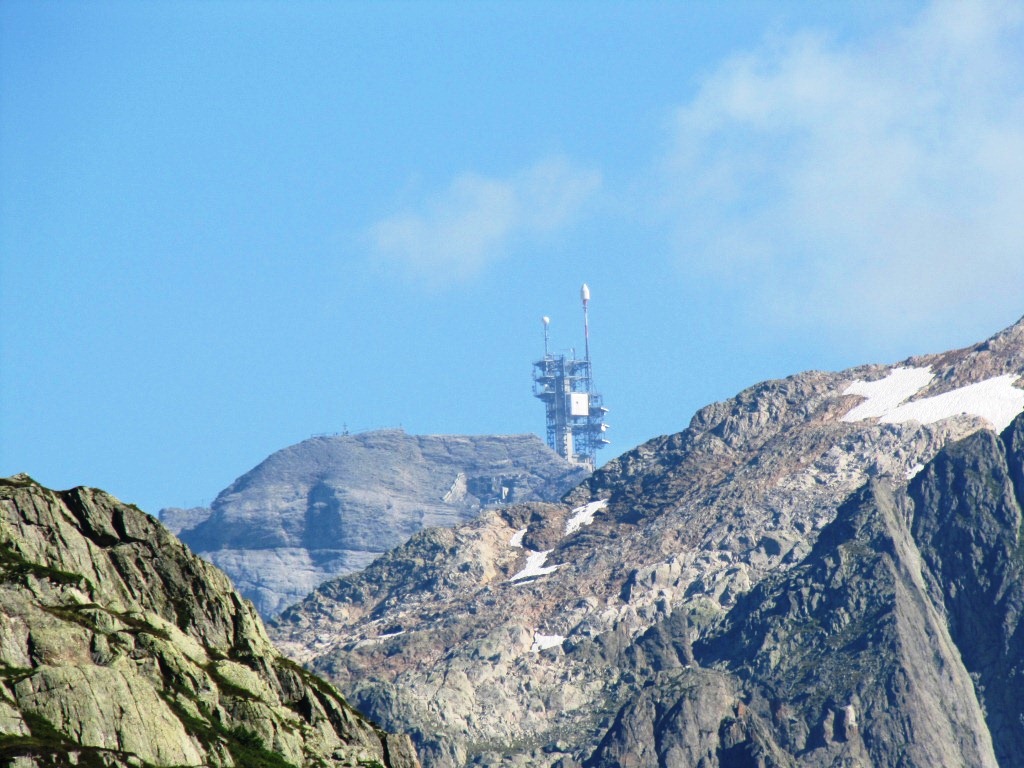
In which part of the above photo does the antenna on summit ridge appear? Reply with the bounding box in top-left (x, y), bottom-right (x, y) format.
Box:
top-left (532, 284), bottom-right (609, 470)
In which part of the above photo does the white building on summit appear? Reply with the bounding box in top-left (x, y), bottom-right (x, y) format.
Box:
top-left (532, 283), bottom-right (610, 470)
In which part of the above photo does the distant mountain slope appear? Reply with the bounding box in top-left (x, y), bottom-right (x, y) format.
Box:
top-left (0, 474), bottom-right (419, 768)
top-left (271, 318), bottom-right (1024, 767)
top-left (160, 430), bottom-right (586, 617)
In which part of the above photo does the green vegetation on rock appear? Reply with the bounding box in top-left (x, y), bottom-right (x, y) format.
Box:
top-left (0, 474), bottom-right (420, 768)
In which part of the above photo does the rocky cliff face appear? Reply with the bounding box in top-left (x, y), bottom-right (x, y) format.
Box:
top-left (270, 318), bottom-right (1024, 767)
top-left (161, 431), bottom-right (585, 618)
top-left (589, 409), bottom-right (1024, 768)
top-left (0, 474), bottom-right (420, 768)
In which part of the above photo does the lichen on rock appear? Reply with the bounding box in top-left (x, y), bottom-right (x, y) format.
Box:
top-left (0, 473), bottom-right (419, 768)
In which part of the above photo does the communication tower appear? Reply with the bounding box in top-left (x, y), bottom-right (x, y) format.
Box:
top-left (532, 283), bottom-right (610, 470)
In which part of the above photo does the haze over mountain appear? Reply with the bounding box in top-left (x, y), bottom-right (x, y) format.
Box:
top-left (160, 432), bottom-right (586, 617)
top-left (271, 317), bottom-right (1024, 767)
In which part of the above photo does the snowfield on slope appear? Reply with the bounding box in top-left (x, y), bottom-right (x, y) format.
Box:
top-left (506, 499), bottom-right (608, 583)
top-left (530, 632), bottom-right (565, 652)
top-left (843, 367), bottom-right (1024, 432)
top-left (842, 367), bottom-right (936, 421)
top-left (566, 499), bottom-right (608, 535)
top-left (509, 550), bottom-right (563, 581)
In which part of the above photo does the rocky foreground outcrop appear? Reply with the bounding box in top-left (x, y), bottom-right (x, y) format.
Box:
top-left (271, 318), bottom-right (1024, 767)
top-left (161, 431), bottom-right (585, 617)
top-left (0, 474), bottom-right (419, 768)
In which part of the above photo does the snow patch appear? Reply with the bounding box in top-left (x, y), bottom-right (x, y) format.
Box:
top-left (842, 368), bottom-right (1024, 433)
top-left (565, 499), bottom-right (608, 535)
top-left (905, 463), bottom-right (925, 479)
top-left (842, 367), bottom-right (934, 422)
top-left (509, 550), bottom-right (564, 582)
top-left (530, 632), bottom-right (565, 652)
top-left (509, 528), bottom-right (527, 548)
top-left (882, 374), bottom-right (1024, 433)
top-left (355, 630), bottom-right (406, 648)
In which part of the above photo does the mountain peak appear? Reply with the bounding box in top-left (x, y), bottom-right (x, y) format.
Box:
top-left (161, 430), bottom-right (588, 617)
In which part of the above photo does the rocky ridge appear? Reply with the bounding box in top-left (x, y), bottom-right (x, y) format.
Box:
top-left (161, 431), bottom-right (585, 618)
top-left (0, 474), bottom-right (419, 768)
top-left (270, 318), bottom-right (1024, 767)
top-left (588, 408), bottom-right (1024, 767)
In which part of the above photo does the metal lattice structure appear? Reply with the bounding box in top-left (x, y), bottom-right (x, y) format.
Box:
top-left (532, 284), bottom-right (609, 469)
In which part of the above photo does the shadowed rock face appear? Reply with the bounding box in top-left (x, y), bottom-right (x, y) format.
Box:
top-left (590, 412), bottom-right (1024, 768)
top-left (270, 319), bottom-right (1024, 767)
top-left (161, 430), bottom-right (586, 618)
top-left (908, 418), bottom-right (1024, 765)
top-left (0, 474), bottom-right (419, 768)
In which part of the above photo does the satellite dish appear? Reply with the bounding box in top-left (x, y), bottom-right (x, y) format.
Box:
top-left (542, 316), bottom-right (550, 326)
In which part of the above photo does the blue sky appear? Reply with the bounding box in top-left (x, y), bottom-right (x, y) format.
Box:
top-left (3, 1), bottom-right (1023, 514)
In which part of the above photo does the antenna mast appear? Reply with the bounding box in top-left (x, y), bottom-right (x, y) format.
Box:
top-left (531, 283), bottom-right (609, 470)
top-left (581, 283), bottom-right (591, 363)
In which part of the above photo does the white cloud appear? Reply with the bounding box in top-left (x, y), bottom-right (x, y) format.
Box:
top-left (664, 0), bottom-right (1024, 338)
top-left (370, 158), bottom-right (601, 286)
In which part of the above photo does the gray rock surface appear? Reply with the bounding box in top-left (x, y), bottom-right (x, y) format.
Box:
top-left (590, 410), bottom-right (1024, 767)
top-left (270, 317), bottom-right (1024, 767)
top-left (161, 430), bottom-right (585, 617)
top-left (0, 473), bottom-right (420, 768)
top-left (908, 418), bottom-right (1024, 765)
